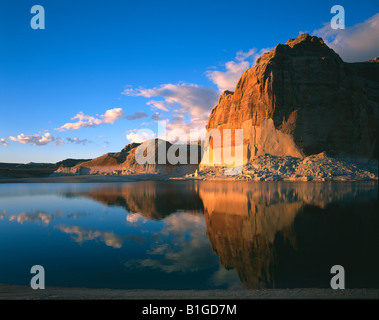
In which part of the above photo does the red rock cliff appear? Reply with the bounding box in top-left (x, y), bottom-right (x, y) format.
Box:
top-left (204, 33), bottom-right (378, 165)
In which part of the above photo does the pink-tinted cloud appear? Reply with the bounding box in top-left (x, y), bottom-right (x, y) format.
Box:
top-left (123, 83), bottom-right (219, 141)
top-left (122, 48), bottom-right (275, 141)
top-left (56, 108), bottom-right (124, 131)
top-left (102, 108), bottom-right (125, 123)
top-left (126, 129), bottom-right (157, 143)
top-left (206, 47), bottom-right (271, 92)
top-left (0, 138), bottom-right (8, 146)
top-left (314, 13), bottom-right (379, 62)
top-left (146, 100), bottom-right (169, 112)
top-left (123, 83), bottom-right (218, 119)
top-left (9, 132), bottom-right (54, 146)
top-left (8, 132), bottom-right (93, 147)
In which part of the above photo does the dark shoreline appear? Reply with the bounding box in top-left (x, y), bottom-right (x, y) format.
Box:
top-left (0, 175), bottom-right (167, 184)
top-left (0, 174), bottom-right (378, 184)
top-left (0, 284), bottom-right (378, 300)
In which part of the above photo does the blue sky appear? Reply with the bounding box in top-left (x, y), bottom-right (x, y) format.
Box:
top-left (0, 0), bottom-right (378, 163)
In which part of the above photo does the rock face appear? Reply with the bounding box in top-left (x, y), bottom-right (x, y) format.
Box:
top-left (0, 159), bottom-right (90, 178)
top-left (54, 143), bottom-right (139, 175)
top-left (54, 139), bottom-right (201, 176)
top-left (202, 33), bottom-right (378, 167)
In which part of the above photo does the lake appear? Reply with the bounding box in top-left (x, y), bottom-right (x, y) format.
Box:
top-left (0, 181), bottom-right (378, 290)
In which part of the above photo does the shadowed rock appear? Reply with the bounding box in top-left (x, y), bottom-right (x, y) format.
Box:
top-left (203, 34), bottom-right (378, 167)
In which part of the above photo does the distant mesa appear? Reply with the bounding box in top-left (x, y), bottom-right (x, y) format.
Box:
top-left (54, 139), bottom-right (202, 177)
top-left (56, 158), bottom-right (92, 168)
top-left (0, 159), bottom-right (90, 178)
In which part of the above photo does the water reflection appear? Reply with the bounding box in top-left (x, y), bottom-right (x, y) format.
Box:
top-left (65, 181), bottom-right (378, 289)
top-left (200, 181), bottom-right (378, 289)
top-left (125, 212), bottom-right (219, 274)
top-left (64, 181), bottom-right (204, 220)
top-left (9, 210), bottom-right (61, 225)
top-left (0, 181), bottom-right (377, 289)
top-left (55, 225), bottom-right (147, 248)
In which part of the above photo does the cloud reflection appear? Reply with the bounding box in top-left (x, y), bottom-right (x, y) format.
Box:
top-left (56, 225), bottom-right (124, 248)
top-left (125, 212), bottom-right (219, 273)
top-left (9, 211), bottom-right (58, 225)
top-left (126, 213), bottom-right (146, 224)
top-left (56, 225), bottom-right (147, 248)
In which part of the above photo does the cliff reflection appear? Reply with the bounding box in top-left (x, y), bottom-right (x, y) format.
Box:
top-left (199, 181), bottom-right (378, 289)
top-left (65, 181), bottom-right (204, 220)
top-left (66, 181), bottom-right (378, 289)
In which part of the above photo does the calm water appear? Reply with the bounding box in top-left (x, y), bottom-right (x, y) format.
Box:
top-left (0, 181), bottom-right (378, 290)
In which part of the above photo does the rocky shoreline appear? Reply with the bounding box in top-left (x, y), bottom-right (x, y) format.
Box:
top-left (188, 153), bottom-right (378, 181)
top-left (1, 152), bottom-right (377, 183)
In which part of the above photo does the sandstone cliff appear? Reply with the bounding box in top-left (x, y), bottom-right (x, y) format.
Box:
top-left (202, 33), bottom-right (378, 167)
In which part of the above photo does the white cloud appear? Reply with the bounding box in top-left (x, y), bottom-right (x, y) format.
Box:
top-left (0, 138), bottom-right (8, 146)
top-left (160, 119), bottom-right (206, 143)
top-left (313, 13), bottom-right (379, 62)
top-left (122, 47), bottom-right (273, 141)
top-left (56, 107), bottom-right (124, 131)
top-left (123, 83), bottom-right (219, 141)
top-left (146, 100), bottom-right (169, 112)
top-left (7, 133), bottom-right (92, 147)
top-left (126, 129), bottom-right (157, 143)
top-left (123, 83), bottom-right (218, 120)
top-left (206, 48), bottom-right (271, 92)
top-left (57, 112), bottom-right (103, 131)
top-left (9, 132), bottom-right (54, 146)
top-left (102, 108), bottom-right (125, 123)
